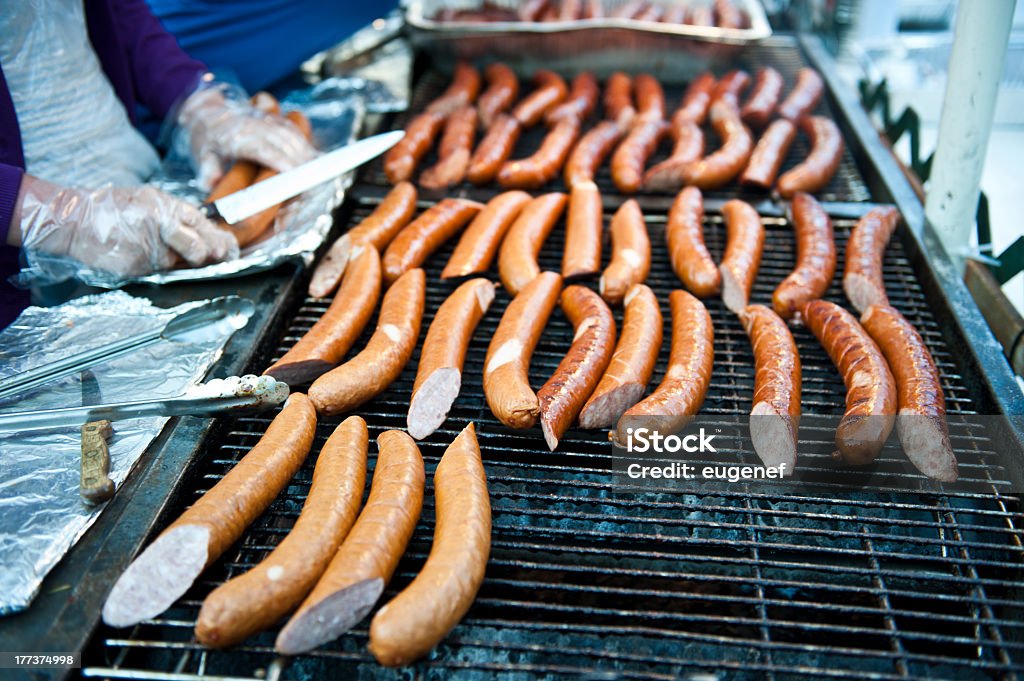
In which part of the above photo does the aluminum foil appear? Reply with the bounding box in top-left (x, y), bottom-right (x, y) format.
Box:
top-left (0, 291), bottom-right (242, 614)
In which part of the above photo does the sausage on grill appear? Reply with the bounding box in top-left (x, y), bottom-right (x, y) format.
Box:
top-left (564, 120), bottom-right (624, 188)
top-left (497, 118), bottom-right (581, 189)
top-left (562, 180), bottom-right (604, 279)
top-left (777, 67), bottom-right (824, 122)
top-left (384, 111), bottom-right (446, 184)
top-left (442, 190), bottom-right (532, 278)
top-left (843, 206), bottom-right (900, 314)
top-left (776, 116), bottom-right (843, 198)
top-left (497, 192), bottom-right (568, 295)
top-left (382, 198), bottom-right (483, 285)
top-left (426, 61), bottom-right (482, 116)
top-left (419, 106), bottom-right (477, 190)
top-left (611, 118), bottom-right (670, 193)
top-left (477, 63), bottom-right (520, 129)
top-left (512, 70), bottom-right (569, 127)
top-left (740, 67), bottom-right (784, 129)
top-left (467, 114), bottom-right (522, 185)
top-left (603, 72), bottom-right (636, 130)
top-left (666, 186), bottom-right (720, 298)
top-left (719, 199), bottom-right (765, 313)
top-left (600, 199), bottom-right (651, 305)
top-left (671, 72), bottom-right (716, 127)
top-left (739, 118), bottom-right (797, 191)
top-left (772, 192), bottom-right (836, 321)
top-left (546, 72), bottom-right (600, 125)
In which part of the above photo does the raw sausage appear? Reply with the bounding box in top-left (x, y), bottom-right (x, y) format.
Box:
top-left (497, 192), bottom-right (568, 295)
top-left (195, 416), bottom-right (368, 648)
top-left (384, 111), bottom-right (446, 184)
top-left (382, 198), bottom-right (483, 285)
top-left (564, 120), bottom-right (624, 188)
top-left (467, 114), bottom-right (522, 185)
top-left (538, 286), bottom-right (616, 450)
top-left (640, 120), bottom-right (705, 191)
top-left (419, 106), bottom-right (477, 190)
top-left (546, 72), bottom-right (600, 125)
top-left (497, 118), bottom-right (581, 189)
top-left (776, 115), bottom-right (843, 198)
top-left (739, 118), bottom-right (797, 191)
top-left (600, 199), bottom-right (650, 305)
top-left (611, 118), bottom-right (670, 193)
top-left (603, 72), bottom-right (636, 129)
top-left (443, 191), bottom-right (532, 278)
top-left (666, 186), bottom-right (720, 298)
top-left (477, 63), bottom-right (520, 129)
top-left (719, 199), bottom-right (764, 313)
top-left (485, 271), bottom-right (563, 428)
top-left (512, 70), bottom-right (569, 127)
top-left (426, 61), bottom-right (482, 116)
top-left (562, 180), bottom-right (603, 279)
top-left (368, 423), bottom-right (490, 667)
top-left (740, 66), bottom-right (783, 129)
top-left (102, 394), bottom-right (317, 628)
top-left (843, 206), bottom-right (900, 313)
top-left (671, 72), bottom-right (716, 127)
top-left (777, 67), bottom-right (824, 122)
top-left (276, 430), bottom-right (425, 655)
top-left (408, 279), bottom-right (497, 439)
top-left (578, 284), bottom-right (662, 428)
top-left (309, 269), bottom-right (426, 415)
top-left (772, 192), bottom-right (835, 321)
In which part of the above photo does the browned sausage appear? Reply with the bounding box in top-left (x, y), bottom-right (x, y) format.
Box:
top-left (477, 63), bottom-right (520, 129)
top-left (583, 0), bottom-right (604, 19)
top-left (564, 120), bottom-right (624, 188)
top-left (195, 416), bottom-right (368, 648)
top-left (640, 120), bottom-right (705, 191)
top-left (497, 117), bottom-right (581, 189)
top-left (801, 299), bottom-right (897, 464)
top-left (739, 305), bottom-right (800, 472)
top-left (538, 286), bottom-right (616, 449)
top-left (467, 114), bottom-right (522, 185)
top-left (600, 199), bottom-right (651, 305)
top-left (385, 111), bottom-right (446, 184)
top-left (309, 182), bottom-right (417, 298)
top-left (650, 100), bottom-right (753, 192)
top-left (773, 192), bottom-right (836, 321)
top-left (539, 3), bottom-right (559, 20)
top-left (712, 69), bottom-right (751, 109)
top-left (368, 423), bottom-right (490, 667)
top-left (266, 246), bottom-right (381, 385)
top-left (276, 429), bottom-right (425, 655)
top-left (546, 72), bottom-right (600, 125)
top-left (443, 191), bottom-right (532, 278)
top-left (777, 67), bottom-right (824, 122)
top-left (843, 206), bottom-right (900, 314)
top-left (776, 115), bottom-right (843, 198)
top-left (739, 118), bottom-right (797, 191)
top-left (512, 70), bottom-right (569, 127)
top-left (860, 304), bottom-right (957, 482)
top-left (559, 0), bottom-right (582, 20)
top-left (426, 61), bottom-right (482, 116)
top-left (309, 269), bottom-right (425, 415)
top-left (102, 394), bottom-right (317, 628)
top-left (611, 118), bottom-right (670, 193)
top-left (562, 180), bottom-right (603, 279)
top-left (714, 0), bottom-right (746, 28)
top-left (614, 290), bottom-right (714, 443)
top-left (497, 192), bottom-right (568, 294)
top-left (578, 284), bottom-right (662, 428)
top-left (408, 279), bottom-right (497, 439)
top-left (719, 199), bottom-right (764, 313)
top-left (671, 72), bottom-right (716, 127)
top-left (519, 0), bottom-right (550, 21)
top-left (603, 72), bottom-right (636, 130)
top-left (666, 186), bottom-right (720, 298)
top-left (382, 199), bottom-right (483, 285)
top-left (485, 271), bottom-right (563, 428)
top-left (741, 66), bottom-right (783, 129)
top-left (419, 106), bottom-right (477, 190)
top-left (634, 73), bottom-right (666, 122)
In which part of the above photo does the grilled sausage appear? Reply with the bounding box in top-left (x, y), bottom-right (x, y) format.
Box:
top-left (276, 430), bottom-right (425, 655)
top-left (611, 118), bottom-right (670, 193)
top-left (519, 0), bottom-right (550, 21)
top-left (538, 286), bottom-right (616, 449)
top-left (485, 271), bottom-right (563, 428)
top-left (773, 192), bottom-right (836, 321)
top-left (102, 394), bottom-right (317, 628)
top-left (600, 199), bottom-right (651, 305)
top-left (266, 246), bottom-right (381, 386)
top-left (640, 120), bottom-right (705, 191)
top-left (802, 299), bottom-right (897, 464)
top-left (634, 73), bottom-right (666, 122)
top-left (408, 279), bottom-right (497, 439)
top-left (565, 120), bottom-right (624, 188)
top-left (368, 423), bottom-right (490, 667)
top-left (714, 0), bottom-right (746, 29)
top-left (583, 0), bottom-right (604, 19)
top-left (309, 182), bottom-right (417, 298)
top-left (195, 416), bottom-right (368, 648)
top-left (419, 106), bottom-right (477, 190)
top-left (740, 305), bottom-right (800, 472)
top-left (546, 72), bottom-right (600, 125)
top-left (385, 111), bottom-right (447, 184)
top-left (426, 61), bottom-right (482, 116)
top-left (739, 118), bottom-right (797, 191)
top-left (671, 72), bottom-right (716, 127)
top-left (497, 192), bottom-right (568, 295)
top-left (559, 0), bottom-right (582, 20)
top-left (648, 100), bottom-right (753, 192)
top-left (497, 118), bottom-right (581, 189)
top-left (562, 180), bottom-right (603, 279)
top-left (719, 199), bottom-right (765, 313)
top-left (777, 67), bottom-right (824, 122)
top-left (512, 70), bottom-right (569, 127)
top-left (443, 191), bottom-right (532, 278)
top-left (309, 269), bottom-right (425, 415)
top-left (776, 116), bottom-right (843, 198)
top-left (382, 199), bottom-right (483, 285)
top-left (603, 72), bottom-right (636, 130)
top-left (666, 186), bottom-right (720, 298)
top-left (860, 304), bottom-right (957, 482)
top-left (843, 206), bottom-right (900, 314)
top-left (578, 284), bottom-right (662, 428)
top-left (467, 114), bottom-right (523, 185)
top-left (614, 290), bottom-right (714, 443)
top-left (712, 69), bottom-right (751, 109)
top-left (478, 63), bottom-right (520, 129)
top-left (740, 67), bottom-right (783, 129)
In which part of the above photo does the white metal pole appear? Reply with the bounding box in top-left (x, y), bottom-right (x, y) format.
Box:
top-left (925, 0), bottom-right (1016, 270)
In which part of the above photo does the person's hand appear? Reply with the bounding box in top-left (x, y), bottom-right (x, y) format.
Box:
top-left (177, 85), bottom-right (316, 190)
top-left (11, 175), bottom-right (239, 277)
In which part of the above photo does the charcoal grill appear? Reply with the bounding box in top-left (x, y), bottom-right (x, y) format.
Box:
top-left (49, 34), bottom-right (1024, 681)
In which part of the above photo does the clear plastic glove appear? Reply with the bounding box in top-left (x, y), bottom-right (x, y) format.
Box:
top-left (13, 175), bottom-right (239, 279)
top-left (177, 81), bottom-right (316, 190)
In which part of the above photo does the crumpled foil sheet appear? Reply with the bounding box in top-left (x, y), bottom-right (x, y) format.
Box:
top-left (0, 291), bottom-right (241, 614)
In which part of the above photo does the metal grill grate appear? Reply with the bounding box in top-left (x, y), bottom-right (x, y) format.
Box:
top-left (82, 200), bottom-right (1024, 681)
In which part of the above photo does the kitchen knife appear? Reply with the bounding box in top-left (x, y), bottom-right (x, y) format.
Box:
top-left (202, 130), bottom-right (404, 225)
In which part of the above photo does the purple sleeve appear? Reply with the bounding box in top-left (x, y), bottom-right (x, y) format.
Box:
top-left (0, 163), bottom-right (23, 244)
top-left (108, 0), bottom-right (207, 119)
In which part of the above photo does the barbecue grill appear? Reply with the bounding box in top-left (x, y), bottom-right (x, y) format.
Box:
top-left (10, 34), bottom-right (1023, 681)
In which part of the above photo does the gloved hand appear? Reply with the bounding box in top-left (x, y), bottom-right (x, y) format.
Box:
top-left (13, 175), bottom-right (239, 278)
top-left (177, 81), bottom-right (316, 190)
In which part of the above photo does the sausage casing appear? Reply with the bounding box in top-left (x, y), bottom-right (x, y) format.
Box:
top-left (772, 192), bottom-right (836, 321)
top-left (419, 106), bottom-right (477, 190)
top-left (546, 72), bottom-right (600, 125)
top-left (497, 117), bottom-right (581, 189)
top-left (776, 115), bottom-right (843, 198)
top-left (565, 120), bottom-right (623, 188)
top-left (641, 120), bottom-right (705, 191)
top-left (672, 72), bottom-right (716, 127)
top-left (712, 69), bottom-right (751, 109)
top-left (666, 186), bottom-right (719, 298)
top-left (739, 118), bottom-right (797, 191)
top-left (611, 118), bottom-right (670, 194)
top-left (467, 114), bottom-right (522, 185)
top-left (382, 198), bottom-right (483, 285)
top-left (513, 70), bottom-right (569, 127)
top-left (634, 73), bottom-right (666, 122)
top-left (384, 111), bottom-right (446, 184)
top-left (497, 192), bottom-right (568, 295)
top-left (660, 101), bottom-right (753, 191)
top-left (562, 180), bottom-right (603, 279)
top-left (603, 72), bottom-right (636, 130)
top-left (600, 199), bottom-right (651, 305)
top-left (843, 206), bottom-right (900, 314)
top-left (719, 199), bottom-right (764, 313)
top-left (478, 63), bottom-right (520, 129)
top-left (443, 190), bottom-right (532, 278)
top-left (740, 66), bottom-right (783, 129)
top-left (426, 61), bottom-right (482, 116)
top-left (777, 67), bottom-right (824, 122)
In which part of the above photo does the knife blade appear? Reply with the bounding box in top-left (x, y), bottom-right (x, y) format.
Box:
top-left (203, 130), bottom-right (404, 225)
